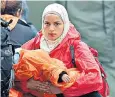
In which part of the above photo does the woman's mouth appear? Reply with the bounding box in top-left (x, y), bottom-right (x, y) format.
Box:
top-left (48, 33), bottom-right (56, 37)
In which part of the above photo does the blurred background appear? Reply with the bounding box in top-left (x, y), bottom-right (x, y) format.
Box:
top-left (27, 1), bottom-right (55, 30)
top-left (27, 1), bottom-right (115, 97)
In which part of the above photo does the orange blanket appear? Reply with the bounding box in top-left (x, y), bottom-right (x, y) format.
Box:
top-left (14, 49), bottom-right (79, 90)
top-left (12, 49), bottom-right (79, 97)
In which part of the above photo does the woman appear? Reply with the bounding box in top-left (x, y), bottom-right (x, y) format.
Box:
top-left (14, 3), bottom-right (103, 97)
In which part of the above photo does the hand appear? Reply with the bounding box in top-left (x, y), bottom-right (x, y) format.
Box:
top-left (27, 78), bottom-right (51, 93)
top-left (49, 83), bottom-right (62, 94)
top-left (27, 78), bottom-right (62, 94)
top-left (62, 74), bottom-right (70, 83)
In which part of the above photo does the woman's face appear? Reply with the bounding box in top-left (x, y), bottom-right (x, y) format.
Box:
top-left (43, 14), bottom-right (64, 41)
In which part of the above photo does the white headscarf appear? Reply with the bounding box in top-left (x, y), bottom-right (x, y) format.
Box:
top-left (40, 3), bottom-right (70, 53)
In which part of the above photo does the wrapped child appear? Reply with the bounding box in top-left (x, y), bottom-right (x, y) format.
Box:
top-left (12, 49), bottom-right (80, 97)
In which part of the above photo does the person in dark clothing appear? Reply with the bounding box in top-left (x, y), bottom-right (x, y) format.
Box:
top-left (1, 0), bottom-right (36, 49)
top-left (1, 0), bottom-right (36, 97)
top-left (21, 0), bottom-right (37, 35)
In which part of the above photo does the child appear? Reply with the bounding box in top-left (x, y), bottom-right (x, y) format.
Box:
top-left (13, 48), bottom-right (80, 97)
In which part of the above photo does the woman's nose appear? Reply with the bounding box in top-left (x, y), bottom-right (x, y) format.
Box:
top-left (49, 25), bottom-right (55, 31)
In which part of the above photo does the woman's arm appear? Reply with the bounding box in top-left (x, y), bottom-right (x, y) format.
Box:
top-left (27, 78), bottom-right (62, 94)
top-left (27, 78), bottom-right (51, 93)
top-left (14, 78), bottom-right (62, 95)
top-left (63, 41), bottom-right (103, 96)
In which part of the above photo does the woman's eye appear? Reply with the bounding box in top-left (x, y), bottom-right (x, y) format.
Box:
top-left (44, 22), bottom-right (50, 26)
top-left (54, 23), bottom-right (60, 26)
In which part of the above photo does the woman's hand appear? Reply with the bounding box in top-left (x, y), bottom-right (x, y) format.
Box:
top-left (27, 78), bottom-right (51, 93)
top-left (27, 78), bottom-right (62, 94)
top-left (49, 83), bottom-right (62, 94)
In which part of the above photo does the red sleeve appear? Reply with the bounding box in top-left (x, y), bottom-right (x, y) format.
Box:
top-left (63, 41), bottom-right (103, 96)
top-left (21, 33), bottom-right (41, 50)
top-left (21, 38), bottom-right (35, 50)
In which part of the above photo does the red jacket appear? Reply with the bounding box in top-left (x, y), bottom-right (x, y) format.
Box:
top-left (22, 24), bottom-right (103, 97)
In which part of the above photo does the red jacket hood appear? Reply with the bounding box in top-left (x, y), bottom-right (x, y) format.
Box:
top-left (60, 23), bottom-right (81, 46)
